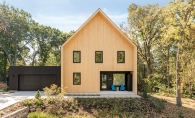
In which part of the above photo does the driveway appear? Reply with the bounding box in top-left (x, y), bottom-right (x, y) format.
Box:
top-left (0, 91), bottom-right (45, 110)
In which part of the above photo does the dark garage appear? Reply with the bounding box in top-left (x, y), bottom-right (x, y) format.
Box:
top-left (9, 66), bottom-right (61, 91)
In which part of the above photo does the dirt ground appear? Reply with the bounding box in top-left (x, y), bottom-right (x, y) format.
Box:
top-left (151, 94), bottom-right (195, 117)
top-left (152, 94), bottom-right (195, 110)
top-left (0, 82), bottom-right (6, 90)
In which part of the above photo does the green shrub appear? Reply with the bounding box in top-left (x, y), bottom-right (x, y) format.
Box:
top-left (34, 99), bottom-right (43, 106)
top-left (177, 107), bottom-right (183, 118)
top-left (27, 111), bottom-right (57, 118)
top-left (35, 90), bottom-right (41, 99)
top-left (155, 99), bottom-right (165, 112)
top-left (3, 85), bottom-right (9, 92)
top-left (23, 99), bottom-right (33, 106)
top-left (149, 97), bottom-right (165, 112)
top-left (47, 98), bottom-right (55, 104)
top-left (141, 89), bottom-right (148, 98)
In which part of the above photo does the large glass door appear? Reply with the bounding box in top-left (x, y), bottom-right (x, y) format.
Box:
top-left (101, 74), bottom-right (107, 89)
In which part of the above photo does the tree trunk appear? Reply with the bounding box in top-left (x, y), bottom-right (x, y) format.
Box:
top-left (4, 51), bottom-right (7, 83)
top-left (147, 57), bottom-right (152, 80)
top-left (31, 52), bottom-right (37, 66)
top-left (167, 47), bottom-right (170, 93)
top-left (176, 39), bottom-right (182, 106)
top-left (143, 64), bottom-right (146, 78)
top-left (0, 44), bottom-right (12, 65)
top-left (146, 46), bottom-right (152, 80)
top-left (13, 46), bottom-right (18, 66)
top-left (146, 54), bottom-right (152, 92)
top-left (190, 82), bottom-right (193, 98)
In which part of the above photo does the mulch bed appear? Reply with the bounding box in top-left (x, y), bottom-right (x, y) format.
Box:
top-left (0, 94), bottom-right (195, 117)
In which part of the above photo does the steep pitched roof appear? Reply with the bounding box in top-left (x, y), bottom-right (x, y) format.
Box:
top-left (61, 8), bottom-right (136, 48)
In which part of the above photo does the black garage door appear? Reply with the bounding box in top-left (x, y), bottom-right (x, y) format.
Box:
top-left (19, 74), bottom-right (57, 91)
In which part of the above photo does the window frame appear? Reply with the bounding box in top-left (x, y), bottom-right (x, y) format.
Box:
top-left (113, 73), bottom-right (125, 86)
top-left (117, 51), bottom-right (125, 63)
top-left (95, 51), bottom-right (103, 63)
top-left (73, 72), bottom-right (81, 85)
top-left (73, 51), bottom-right (81, 63)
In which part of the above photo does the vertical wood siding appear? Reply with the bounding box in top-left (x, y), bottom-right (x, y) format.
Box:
top-left (61, 11), bottom-right (137, 94)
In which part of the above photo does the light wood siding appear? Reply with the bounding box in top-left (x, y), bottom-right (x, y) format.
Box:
top-left (62, 11), bottom-right (137, 94)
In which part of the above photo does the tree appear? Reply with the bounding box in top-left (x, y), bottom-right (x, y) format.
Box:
top-left (28, 23), bottom-right (74, 66)
top-left (126, 4), bottom-right (165, 91)
top-left (162, 0), bottom-right (195, 106)
top-left (0, 3), bottom-right (34, 66)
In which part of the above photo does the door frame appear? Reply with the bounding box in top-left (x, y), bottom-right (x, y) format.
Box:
top-left (100, 71), bottom-right (132, 91)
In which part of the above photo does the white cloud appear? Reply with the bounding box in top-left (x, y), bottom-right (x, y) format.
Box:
top-left (33, 13), bottom-right (90, 32)
top-left (33, 9), bottom-right (128, 32)
top-left (102, 7), bottom-right (128, 26)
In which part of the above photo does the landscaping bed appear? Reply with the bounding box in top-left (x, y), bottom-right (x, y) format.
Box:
top-left (0, 95), bottom-right (195, 118)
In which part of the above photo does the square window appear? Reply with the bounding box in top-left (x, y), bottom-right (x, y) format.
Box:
top-left (73, 73), bottom-right (81, 85)
top-left (113, 74), bottom-right (125, 85)
top-left (73, 51), bottom-right (81, 63)
top-left (95, 51), bottom-right (103, 63)
top-left (117, 51), bottom-right (125, 63)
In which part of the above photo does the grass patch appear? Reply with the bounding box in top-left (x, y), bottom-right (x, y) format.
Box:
top-left (28, 111), bottom-right (57, 118)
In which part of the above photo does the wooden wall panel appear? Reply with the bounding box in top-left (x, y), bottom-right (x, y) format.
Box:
top-left (62, 11), bottom-right (137, 93)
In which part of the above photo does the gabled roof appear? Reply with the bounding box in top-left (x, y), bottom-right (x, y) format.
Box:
top-left (61, 8), bottom-right (136, 48)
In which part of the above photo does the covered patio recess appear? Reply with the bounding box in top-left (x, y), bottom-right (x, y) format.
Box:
top-left (100, 71), bottom-right (132, 91)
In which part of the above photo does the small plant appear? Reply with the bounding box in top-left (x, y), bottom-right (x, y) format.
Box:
top-left (149, 97), bottom-right (165, 112)
top-left (34, 99), bottom-right (44, 106)
top-left (3, 85), bottom-right (9, 92)
top-left (35, 90), bottom-right (41, 99)
top-left (141, 89), bottom-right (148, 98)
top-left (98, 110), bottom-right (108, 117)
top-left (47, 98), bottom-right (55, 104)
top-left (177, 107), bottom-right (183, 118)
top-left (155, 99), bottom-right (165, 112)
top-left (27, 111), bottom-right (57, 118)
top-left (22, 99), bottom-right (33, 106)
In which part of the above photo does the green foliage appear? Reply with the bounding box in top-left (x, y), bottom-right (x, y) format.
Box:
top-left (23, 99), bottom-right (43, 106)
top-left (27, 111), bottom-right (57, 118)
top-left (149, 97), bottom-right (165, 112)
top-left (141, 89), bottom-right (148, 98)
top-left (34, 99), bottom-right (43, 106)
top-left (3, 85), bottom-right (9, 92)
top-left (43, 84), bottom-right (66, 100)
top-left (47, 98), bottom-right (55, 104)
top-left (122, 1), bottom-right (195, 102)
top-left (22, 99), bottom-right (33, 106)
top-left (113, 74), bottom-right (125, 85)
top-left (35, 90), bottom-right (41, 99)
top-left (0, 2), bottom-right (73, 69)
top-left (177, 107), bottom-right (183, 118)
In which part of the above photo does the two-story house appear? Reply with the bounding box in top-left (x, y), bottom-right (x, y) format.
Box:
top-left (61, 9), bottom-right (137, 94)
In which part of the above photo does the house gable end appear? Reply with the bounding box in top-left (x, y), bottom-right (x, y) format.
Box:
top-left (61, 9), bottom-right (136, 48)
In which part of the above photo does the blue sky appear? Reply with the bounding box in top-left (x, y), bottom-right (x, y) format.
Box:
top-left (1, 0), bottom-right (169, 32)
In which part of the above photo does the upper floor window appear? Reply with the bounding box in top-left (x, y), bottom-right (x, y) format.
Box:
top-left (117, 51), bottom-right (125, 63)
top-left (73, 73), bottom-right (81, 85)
top-left (73, 51), bottom-right (81, 63)
top-left (95, 51), bottom-right (103, 63)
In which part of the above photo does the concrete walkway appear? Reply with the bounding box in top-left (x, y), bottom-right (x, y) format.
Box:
top-left (0, 91), bottom-right (140, 110)
top-left (66, 91), bottom-right (141, 98)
